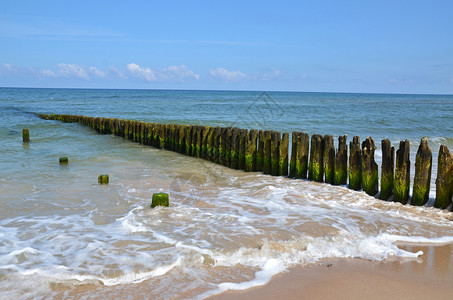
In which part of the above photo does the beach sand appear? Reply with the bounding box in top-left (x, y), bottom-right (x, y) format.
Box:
top-left (209, 243), bottom-right (453, 300)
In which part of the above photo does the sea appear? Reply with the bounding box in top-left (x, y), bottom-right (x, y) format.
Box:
top-left (1, 87), bottom-right (453, 299)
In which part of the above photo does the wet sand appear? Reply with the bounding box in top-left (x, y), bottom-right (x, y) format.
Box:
top-left (210, 243), bottom-right (453, 300)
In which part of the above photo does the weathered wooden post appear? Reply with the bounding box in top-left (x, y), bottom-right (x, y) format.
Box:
top-left (245, 129), bottom-right (258, 172)
top-left (214, 127), bottom-right (221, 164)
top-left (270, 131), bottom-right (281, 176)
top-left (219, 127), bottom-right (227, 166)
top-left (412, 137), bottom-right (432, 206)
top-left (230, 128), bottom-right (240, 169)
top-left (206, 127), bottom-right (215, 161)
top-left (256, 130), bottom-right (265, 172)
top-left (185, 125), bottom-right (192, 156)
top-left (263, 131), bottom-right (272, 175)
top-left (238, 129), bottom-right (248, 170)
top-left (22, 129), bottom-right (30, 143)
top-left (308, 134), bottom-right (324, 182)
top-left (362, 137), bottom-right (379, 196)
top-left (380, 139), bottom-right (394, 200)
top-left (434, 145), bottom-right (453, 209)
top-left (158, 123), bottom-right (166, 149)
top-left (349, 136), bottom-right (362, 191)
top-left (279, 132), bottom-right (289, 176)
top-left (289, 132), bottom-right (309, 179)
top-left (324, 135), bottom-right (335, 184)
top-left (98, 174), bottom-right (109, 184)
top-left (225, 127), bottom-right (233, 167)
top-left (151, 193), bottom-right (169, 208)
top-left (394, 140), bottom-right (410, 204)
top-left (178, 125), bottom-right (186, 154)
top-left (334, 135), bottom-right (348, 185)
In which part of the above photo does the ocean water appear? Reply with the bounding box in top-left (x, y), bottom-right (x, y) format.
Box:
top-left (0, 87), bottom-right (453, 299)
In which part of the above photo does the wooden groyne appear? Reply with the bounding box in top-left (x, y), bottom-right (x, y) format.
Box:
top-left (37, 113), bottom-right (453, 211)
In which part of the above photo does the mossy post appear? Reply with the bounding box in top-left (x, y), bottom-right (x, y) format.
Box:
top-left (279, 132), bottom-right (289, 176)
top-left (98, 174), bottom-right (109, 184)
top-left (225, 127), bottom-right (233, 167)
top-left (213, 127), bottom-right (221, 164)
top-left (434, 145), bottom-right (453, 209)
top-left (349, 136), bottom-right (362, 191)
top-left (412, 137), bottom-right (432, 206)
top-left (158, 123), bottom-right (166, 149)
top-left (22, 129), bottom-right (30, 143)
top-left (238, 129), bottom-right (248, 170)
top-left (230, 128), bottom-right (240, 169)
top-left (270, 131), bottom-right (281, 176)
top-left (256, 130), bottom-right (265, 172)
top-left (185, 125), bottom-right (192, 156)
top-left (201, 126), bottom-right (210, 159)
top-left (362, 137), bottom-right (379, 197)
top-left (178, 125), bottom-right (186, 154)
top-left (193, 125), bottom-right (200, 158)
top-left (394, 140), bottom-right (410, 204)
top-left (308, 134), bottom-right (324, 182)
top-left (206, 127), bottom-right (215, 162)
top-left (151, 193), bottom-right (169, 208)
top-left (380, 139), bottom-right (394, 200)
top-left (59, 157), bottom-right (68, 164)
top-left (324, 135), bottom-right (335, 184)
top-left (334, 135), bottom-right (348, 185)
top-left (263, 131), bottom-right (272, 175)
top-left (245, 129), bottom-right (258, 172)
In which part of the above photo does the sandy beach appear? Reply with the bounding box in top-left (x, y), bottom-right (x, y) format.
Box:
top-left (210, 243), bottom-right (453, 300)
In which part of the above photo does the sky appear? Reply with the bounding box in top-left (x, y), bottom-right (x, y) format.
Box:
top-left (0, 0), bottom-right (452, 94)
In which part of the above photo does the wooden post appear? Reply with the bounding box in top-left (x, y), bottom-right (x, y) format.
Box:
top-left (394, 140), bottom-right (410, 204)
top-left (185, 125), bottom-right (192, 156)
top-left (263, 131), bottom-right (272, 175)
top-left (362, 137), bottom-right (379, 197)
top-left (412, 137), bottom-right (432, 206)
top-left (201, 126), bottom-right (210, 159)
top-left (434, 145), bottom-right (453, 209)
top-left (290, 132), bottom-right (309, 179)
top-left (178, 125), bottom-right (186, 154)
top-left (230, 128), bottom-right (240, 169)
top-left (22, 129), bottom-right (30, 143)
top-left (98, 174), bottom-right (109, 184)
top-left (238, 129), bottom-right (248, 170)
top-left (308, 134), bottom-right (324, 182)
top-left (349, 136), bottom-right (362, 191)
top-left (59, 157), bottom-right (68, 164)
top-left (279, 132), bottom-right (289, 176)
top-left (219, 127), bottom-right (227, 166)
top-left (214, 127), bottom-right (221, 164)
top-left (206, 127), bottom-right (215, 162)
top-left (324, 135), bottom-right (335, 184)
top-left (151, 193), bottom-right (169, 208)
top-left (380, 139), bottom-right (394, 200)
top-left (245, 129), bottom-right (258, 172)
top-left (158, 123), bottom-right (166, 149)
top-left (271, 131), bottom-right (281, 176)
top-left (334, 135), bottom-right (348, 185)
top-left (256, 130), bottom-right (265, 172)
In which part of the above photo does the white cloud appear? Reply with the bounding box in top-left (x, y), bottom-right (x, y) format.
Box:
top-left (89, 66), bottom-right (106, 78)
top-left (57, 63), bottom-right (89, 80)
top-left (41, 69), bottom-right (56, 77)
top-left (127, 63), bottom-right (199, 82)
top-left (209, 67), bottom-right (248, 82)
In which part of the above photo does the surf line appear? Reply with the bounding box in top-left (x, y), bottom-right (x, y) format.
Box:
top-left (35, 113), bottom-right (453, 212)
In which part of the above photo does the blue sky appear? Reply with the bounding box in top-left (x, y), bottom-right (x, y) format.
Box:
top-left (1, 0), bottom-right (452, 94)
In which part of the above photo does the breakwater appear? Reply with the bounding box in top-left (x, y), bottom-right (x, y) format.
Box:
top-left (37, 113), bottom-right (453, 211)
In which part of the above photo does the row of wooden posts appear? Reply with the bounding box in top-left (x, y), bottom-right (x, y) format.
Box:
top-left (36, 113), bottom-right (453, 211)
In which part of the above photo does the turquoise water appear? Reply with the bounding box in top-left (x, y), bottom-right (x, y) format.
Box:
top-left (1, 88), bottom-right (453, 299)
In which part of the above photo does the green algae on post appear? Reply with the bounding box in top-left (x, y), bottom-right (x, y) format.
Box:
top-left (394, 140), bottom-right (410, 204)
top-left (412, 137), bottom-right (432, 206)
top-left (361, 137), bottom-right (378, 197)
top-left (270, 131), bottom-right (281, 176)
top-left (151, 192), bottom-right (169, 208)
top-left (59, 157), bottom-right (68, 164)
top-left (98, 174), bottom-right (109, 184)
top-left (22, 129), bottom-right (30, 143)
top-left (245, 129), bottom-right (258, 172)
top-left (256, 130), bottom-right (265, 172)
top-left (434, 145), bottom-right (453, 210)
top-left (349, 136), bottom-right (362, 191)
top-left (279, 132), bottom-right (289, 176)
top-left (324, 135), bottom-right (335, 184)
top-left (308, 134), bottom-right (324, 182)
top-left (263, 131), bottom-right (272, 175)
top-left (334, 135), bottom-right (347, 185)
top-left (380, 139), bottom-right (394, 200)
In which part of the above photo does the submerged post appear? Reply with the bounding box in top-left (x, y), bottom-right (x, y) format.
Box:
top-left (151, 193), bottom-right (169, 208)
top-left (361, 137), bottom-right (378, 197)
top-left (308, 134), bottom-right (324, 182)
top-left (380, 139), bottom-right (394, 200)
top-left (334, 135), bottom-right (348, 185)
top-left (349, 136), bottom-right (362, 190)
top-left (394, 140), bottom-right (410, 204)
top-left (22, 129), bottom-right (30, 143)
top-left (434, 145), bottom-right (453, 209)
top-left (324, 135), bottom-right (335, 184)
top-left (98, 174), bottom-right (109, 184)
top-left (412, 137), bottom-right (432, 206)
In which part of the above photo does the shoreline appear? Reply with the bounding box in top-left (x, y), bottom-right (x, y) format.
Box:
top-left (209, 243), bottom-right (453, 300)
